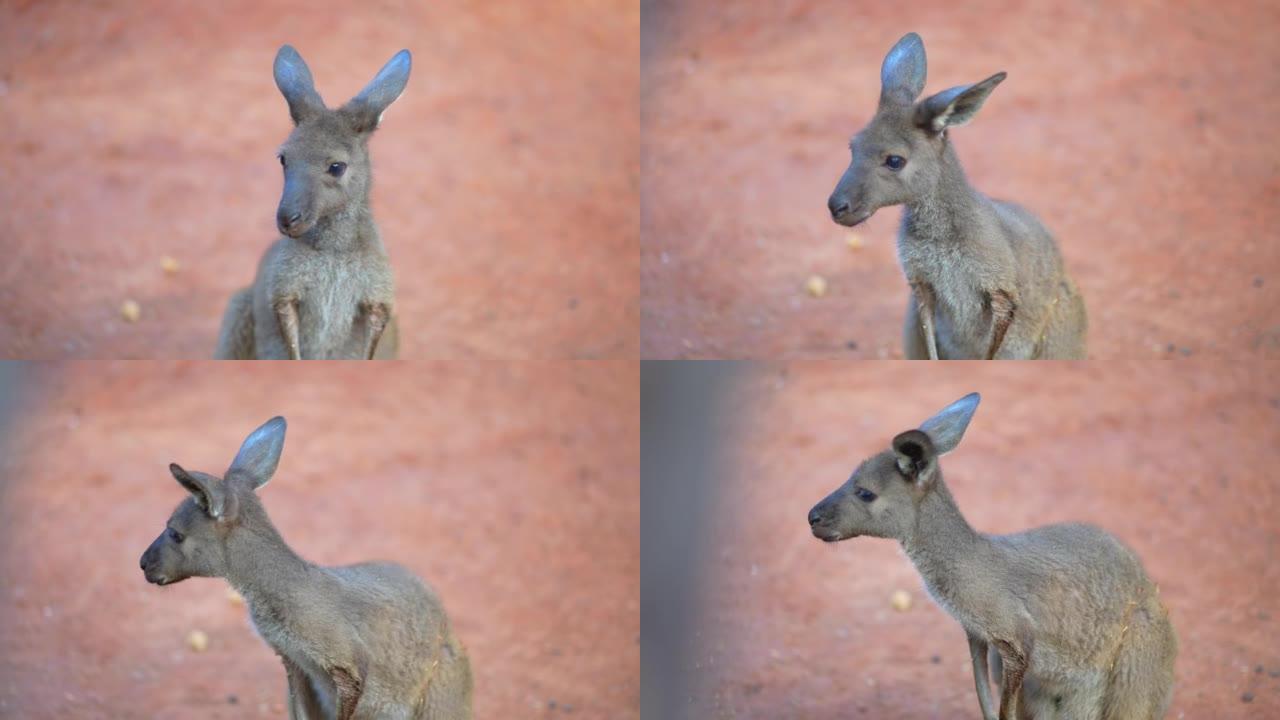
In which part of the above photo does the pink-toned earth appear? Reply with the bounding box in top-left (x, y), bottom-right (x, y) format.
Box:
top-left (683, 360), bottom-right (1279, 718)
top-left (642, 0), bottom-right (1280, 359)
top-left (0, 361), bottom-right (639, 718)
top-left (0, 1), bottom-right (638, 359)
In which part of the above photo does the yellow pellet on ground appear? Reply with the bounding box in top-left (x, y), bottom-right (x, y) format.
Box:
top-left (805, 275), bottom-right (828, 298)
top-left (225, 588), bottom-right (244, 605)
top-left (120, 300), bottom-right (141, 323)
top-left (890, 589), bottom-right (912, 612)
top-left (187, 629), bottom-right (209, 652)
top-left (845, 233), bottom-right (864, 250)
top-left (160, 256), bottom-right (180, 274)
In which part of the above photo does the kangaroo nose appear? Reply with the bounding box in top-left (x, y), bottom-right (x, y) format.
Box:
top-left (808, 508), bottom-right (823, 527)
top-left (828, 196), bottom-right (851, 219)
top-left (279, 211), bottom-right (302, 230)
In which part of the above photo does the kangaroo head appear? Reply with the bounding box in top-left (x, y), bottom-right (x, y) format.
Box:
top-left (827, 33), bottom-right (1005, 227)
top-left (272, 45), bottom-right (411, 240)
top-left (140, 417), bottom-right (287, 586)
top-left (808, 393), bottom-right (979, 542)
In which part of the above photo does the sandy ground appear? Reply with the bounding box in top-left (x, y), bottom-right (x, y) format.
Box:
top-left (641, 0), bottom-right (1280, 359)
top-left (0, 361), bottom-right (640, 718)
top-left (672, 360), bottom-right (1279, 718)
top-left (0, 1), bottom-right (638, 359)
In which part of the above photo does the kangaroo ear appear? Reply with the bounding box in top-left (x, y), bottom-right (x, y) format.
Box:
top-left (879, 33), bottom-right (927, 109)
top-left (274, 45), bottom-right (325, 125)
top-left (914, 73), bottom-right (1006, 133)
top-left (227, 417), bottom-right (287, 490)
top-left (918, 392), bottom-right (981, 454)
top-left (170, 464), bottom-right (230, 519)
top-left (892, 430), bottom-right (937, 485)
top-left (340, 49), bottom-right (411, 134)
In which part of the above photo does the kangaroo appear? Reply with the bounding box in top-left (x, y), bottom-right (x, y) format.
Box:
top-left (807, 394), bottom-right (1175, 720)
top-left (827, 33), bottom-right (1087, 360)
top-left (140, 417), bottom-right (472, 719)
top-left (215, 45), bottom-right (407, 360)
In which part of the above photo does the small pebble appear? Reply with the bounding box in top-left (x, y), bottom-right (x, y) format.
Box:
top-left (227, 694), bottom-right (238, 705)
top-left (805, 275), bottom-right (828, 298)
top-left (120, 299), bottom-right (141, 323)
top-left (1241, 692), bottom-right (1254, 703)
top-left (187, 629), bottom-right (209, 652)
top-left (160, 256), bottom-right (180, 274)
top-left (890, 589), bottom-right (912, 612)
top-left (845, 340), bottom-right (858, 350)
top-left (930, 655), bottom-right (941, 664)
top-left (1254, 277), bottom-right (1264, 288)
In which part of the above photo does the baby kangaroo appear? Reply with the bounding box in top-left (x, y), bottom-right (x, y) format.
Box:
top-left (827, 33), bottom-right (1087, 359)
top-left (807, 394), bottom-right (1175, 720)
top-left (215, 45), bottom-right (407, 359)
top-left (140, 417), bottom-right (473, 719)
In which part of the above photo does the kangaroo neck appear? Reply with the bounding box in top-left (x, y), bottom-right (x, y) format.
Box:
top-left (223, 510), bottom-right (314, 616)
top-left (902, 139), bottom-right (984, 244)
top-left (296, 203), bottom-right (374, 252)
top-left (900, 479), bottom-right (987, 605)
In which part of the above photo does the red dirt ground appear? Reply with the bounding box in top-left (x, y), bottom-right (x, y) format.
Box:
top-left (0, 1), bottom-right (638, 359)
top-left (675, 361), bottom-right (1280, 718)
top-left (0, 361), bottom-right (639, 718)
top-left (641, 0), bottom-right (1280, 359)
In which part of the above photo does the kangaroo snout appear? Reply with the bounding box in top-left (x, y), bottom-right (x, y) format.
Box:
top-left (827, 190), bottom-right (873, 227)
top-left (808, 501), bottom-right (846, 542)
top-left (277, 208), bottom-right (305, 236)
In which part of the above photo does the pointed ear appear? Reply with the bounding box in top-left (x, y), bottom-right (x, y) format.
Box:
top-left (340, 49), bottom-right (411, 134)
top-left (918, 392), bottom-right (981, 454)
top-left (892, 429), bottom-right (937, 485)
top-left (274, 45), bottom-right (325, 125)
top-left (879, 32), bottom-right (927, 109)
top-left (170, 463), bottom-right (229, 519)
top-left (914, 73), bottom-right (1006, 133)
top-left (227, 417), bottom-right (287, 489)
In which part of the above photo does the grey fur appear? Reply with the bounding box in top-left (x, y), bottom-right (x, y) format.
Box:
top-left (828, 33), bottom-right (1087, 359)
top-left (215, 45), bottom-right (409, 360)
top-left (140, 417), bottom-right (473, 719)
top-left (807, 394), bottom-right (1176, 720)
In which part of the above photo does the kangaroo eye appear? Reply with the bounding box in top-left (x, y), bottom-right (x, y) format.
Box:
top-left (167, 528), bottom-right (184, 543)
top-left (278, 154), bottom-right (285, 167)
top-left (884, 155), bottom-right (906, 171)
top-left (854, 487), bottom-right (877, 503)
top-left (328, 162), bottom-right (347, 177)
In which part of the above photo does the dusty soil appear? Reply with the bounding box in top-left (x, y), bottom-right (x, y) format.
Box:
top-left (0, 1), bottom-right (638, 359)
top-left (641, 0), bottom-right (1280, 359)
top-left (0, 361), bottom-right (639, 718)
top-left (684, 361), bottom-right (1279, 718)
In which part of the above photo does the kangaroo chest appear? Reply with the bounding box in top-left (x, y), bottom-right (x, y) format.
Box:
top-left (898, 235), bottom-right (993, 357)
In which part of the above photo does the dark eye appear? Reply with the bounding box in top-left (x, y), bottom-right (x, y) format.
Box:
top-left (328, 162), bottom-right (347, 177)
top-left (884, 155), bottom-right (906, 170)
top-left (278, 154), bottom-right (285, 167)
top-left (854, 487), bottom-right (877, 503)
top-left (167, 528), bottom-right (184, 543)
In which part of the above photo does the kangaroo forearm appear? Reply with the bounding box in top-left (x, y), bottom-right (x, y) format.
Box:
top-left (968, 636), bottom-right (997, 720)
top-left (992, 639), bottom-right (1026, 720)
top-left (359, 302), bottom-right (391, 360)
top-left (911, 281), bottom-right (939, 360)
top-left (986, 290), bottom-right (1015, 360)
top-left (331, 666), bottom-right (363, 720)
top-left (274, 297), bottom-right (302, 360)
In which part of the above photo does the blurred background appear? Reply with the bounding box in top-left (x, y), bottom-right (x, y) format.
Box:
top-left (641, 0), bottom-right (1280, 359)
top-left (0, 361), bottom-right (639, 718)
top-left (641, 359), bottom-right (1280, 718)
top-left (0, 1), bottom-right (638, 359)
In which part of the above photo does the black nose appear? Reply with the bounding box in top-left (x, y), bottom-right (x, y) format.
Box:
top-left (278, 211), bottom-right (302, 230)
top-left (828, 196), bottom-right (851, 219)
top-left (808, 508), bottom-right (823, 527)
